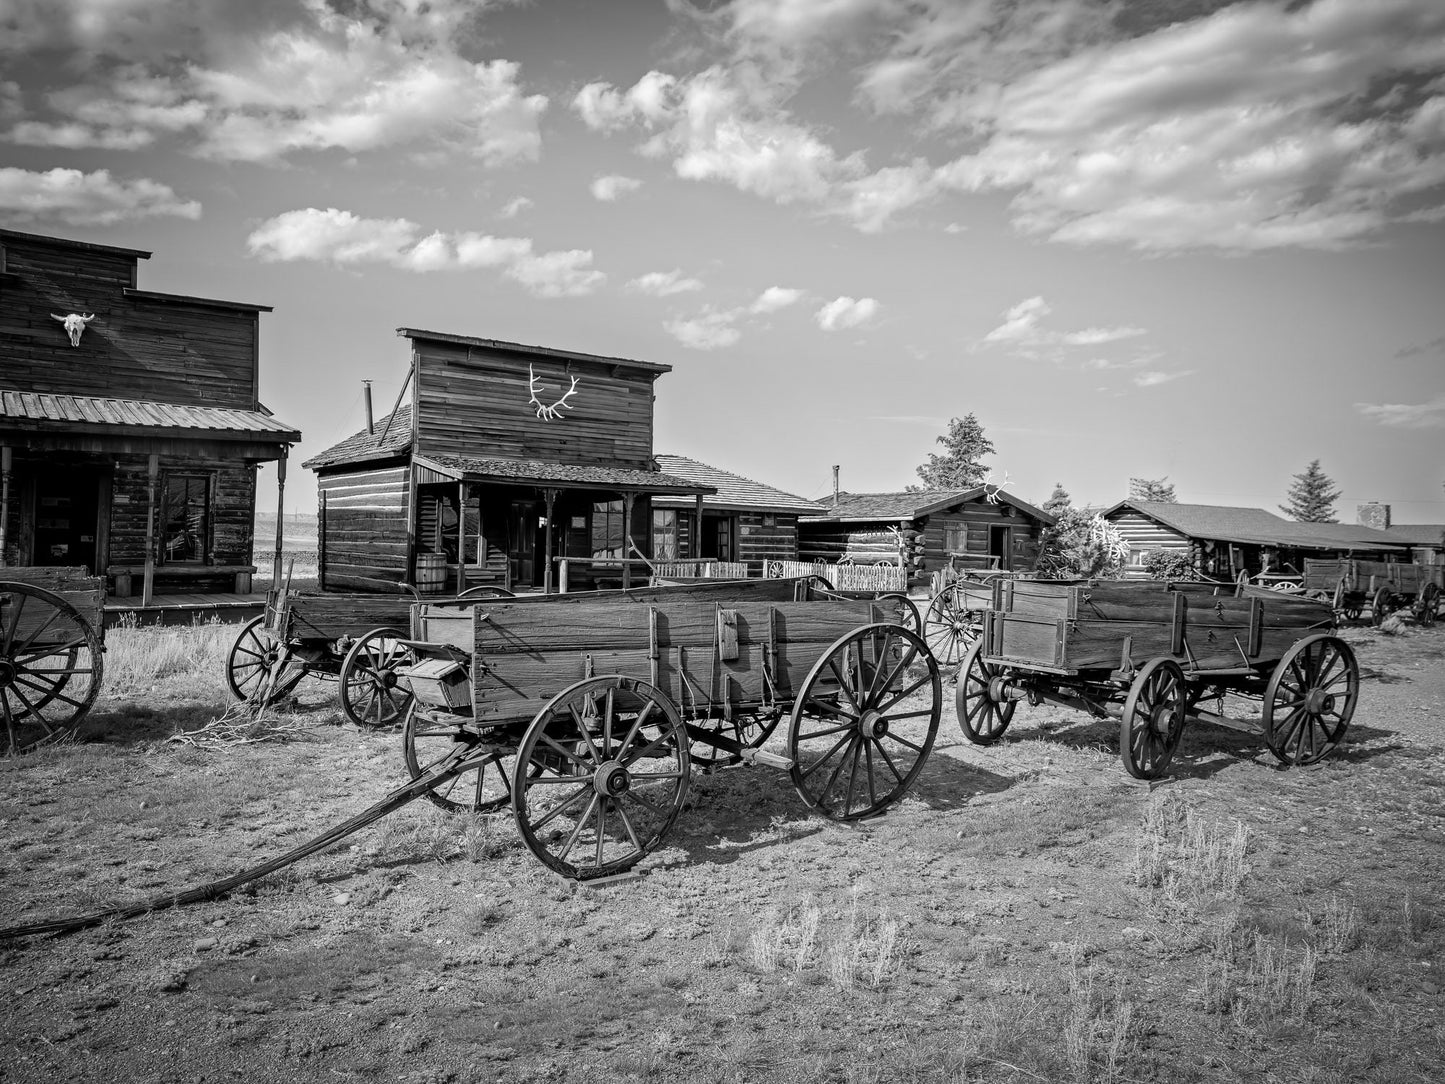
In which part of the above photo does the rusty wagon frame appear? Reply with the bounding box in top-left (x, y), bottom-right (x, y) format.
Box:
top-left (0, 566), bottom-right (106, 756)
top-left (954, 578), bottom-right (1356, 780)
top-left (393, 576), bottom-right (943, 880)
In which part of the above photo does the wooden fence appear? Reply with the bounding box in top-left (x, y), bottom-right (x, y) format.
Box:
top-left (764, 560), bottom-right (908, 593)
top-left (651, 560), bottom-right (750, 580)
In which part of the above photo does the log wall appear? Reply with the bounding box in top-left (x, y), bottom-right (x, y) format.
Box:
top-left (317, 464), bottom-right (410, 592)
top-left (1106, 510), bottom-right (1192, 576)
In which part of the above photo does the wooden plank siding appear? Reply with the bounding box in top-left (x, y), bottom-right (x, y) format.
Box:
top-left (736, 512), bottom-right (801, 573)
top-left (317, 466), bottom-right (410, 591)
top-left (412, 341), bottom-right (658, 469)
top-left (0, 233), bottom-right (261, 410)
top-left (1108, 511), bottom-right (1193, 577)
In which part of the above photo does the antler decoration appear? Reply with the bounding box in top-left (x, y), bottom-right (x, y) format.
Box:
top-left (528, 365), bottom-right (580, 421)
top-left (981, 469), bottom-right (1013, 504)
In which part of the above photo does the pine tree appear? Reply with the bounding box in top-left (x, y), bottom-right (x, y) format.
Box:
top-left (1129, 476), bottom-right (1177, 503)
top-left (915, 414), bottom-right (995, 490)
top-left (1279, 460), bottom-right (1340, 522)
top-left (1042, 482), bottom-right (1072, 518)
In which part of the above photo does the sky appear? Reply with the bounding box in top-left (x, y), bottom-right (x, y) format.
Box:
top-left (2, 0), bottom-right (1443, 524)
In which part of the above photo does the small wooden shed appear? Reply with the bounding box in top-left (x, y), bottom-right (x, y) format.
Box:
top-left (303, 330), bottom-right (713, 594)
top-left (650, 455), bottom-right (823, 575)
top-left (799, 488), bottom-right (1053, 589)
top-left (0, 228), bottom-right (299, 603)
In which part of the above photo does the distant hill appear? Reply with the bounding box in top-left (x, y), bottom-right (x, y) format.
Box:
top-left (254, 511), bottom-right (317, 549)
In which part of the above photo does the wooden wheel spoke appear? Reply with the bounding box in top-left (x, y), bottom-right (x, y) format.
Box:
top-left (861, 739), bottom-right (878, 809)
top-left (826, 658), bottom-right (862, 714)
top-left (621, 789), bottom-right (671, 817)
top-left (528, 783), bottom-right (594, 832)
top-left (799, 733), bottom-right (854, 781)
top-left (627, 769), bottom-right (684, 782)
top-left (879, 731), bottom-right (926, 755)
top-left (568, 701), bottom-right (603, 763)
top-left (540, 732), bottom-right (592, 769)
top-left (872, 671), bottom-right (935, 715)
top-left (619, 729), bottom-right (674, 766)
top-left (614, 701), bottom-right (655, 761)
top-left (801, 695), bottom-right (853, 721)
top-left (794, 719), bottom-right (857, 742)
top-left (555, 793), bottom-right (600, 861)
top-left (868, 738), bottom-right (906, 787)
top-left (3, 591), bottom-right (28, 650)
top-left (614, 801), bottom-right (645, 852)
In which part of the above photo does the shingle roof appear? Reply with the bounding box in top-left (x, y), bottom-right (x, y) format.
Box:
top-left (1106, 500), bottom-right (1405, 552)
top-left (801, 487), bottom-right (1054, 524)
top-left (1382, 524), bottom-right (1445, 547)
top-left (302, 407), bottom-right (413, 470)
top-left (416, 453), bottom-right (712, 495)
top-left (0, 389), bottom-right (299, 441)
top-left (651, 455), bottom-right (824, 514)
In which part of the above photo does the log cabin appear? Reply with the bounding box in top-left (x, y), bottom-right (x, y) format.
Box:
top-left (0, 229), bottom-right (299, 604)
top-left (1102, 500), bottom-right (1407, 580)
top-left (650, 454), bottom-right (824, 575)
top-left (799, 488), bottom-right (1053, 590)
top-left (302, 330), bottom-right (714, 594)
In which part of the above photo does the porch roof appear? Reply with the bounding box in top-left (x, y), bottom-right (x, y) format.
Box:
top-left (1104, 500), bottom-right (1405, 553)
top-left (651, 454), bottom-right (824, 514)
top-left (0, 389), bottom-right (299, 442)
top-left (414, 453), bottom-right (713, 496)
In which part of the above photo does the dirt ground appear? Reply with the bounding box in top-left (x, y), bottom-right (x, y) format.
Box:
top-left (2, 621), bottom-right (1443, 1084)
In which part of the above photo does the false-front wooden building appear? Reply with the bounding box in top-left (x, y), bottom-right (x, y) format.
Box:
top-left (799, 488), bottom-right (1054, 590)
top-left (651, 455), bottom-right (823, 574)
top-left (303, 330), bottom-right (713, 594)
top-left (0, 229), bottom-right (299, 601)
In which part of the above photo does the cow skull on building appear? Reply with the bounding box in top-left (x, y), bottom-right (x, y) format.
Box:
top-left (50, 312), bottom-right (96, 347)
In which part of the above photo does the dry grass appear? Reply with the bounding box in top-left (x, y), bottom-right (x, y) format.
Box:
top-left (102, 620), bottom-right (236, 699)
top-left (744, 889), bottom-right (902, 991)
top-left (1129, 790), bottom-right (1250, 918)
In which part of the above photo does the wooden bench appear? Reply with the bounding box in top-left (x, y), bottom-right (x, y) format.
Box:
top-left (107, 564), bottom-right (256, 597)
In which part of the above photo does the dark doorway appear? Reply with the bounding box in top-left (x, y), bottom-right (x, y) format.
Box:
top-left (508, 500), bottom-right (540, 588)
top-left (989, 524), bottom-right (1012, 571)
top-left (700, 514), bottom-right (733, 561)
top-left (33, 466), bottom-right (103, 573)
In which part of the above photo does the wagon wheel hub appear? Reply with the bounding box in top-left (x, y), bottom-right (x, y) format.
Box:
top-left (858, 709), bottom-right (889, 739)
top-left (594, 760), bottom-right (631, 797)
top-left (378, 670), bottom-right (399, 690)
top-left (1305, 689), bottom-right (1334, 715)
top-left (1150, 704), bottom-right (1176, 736)
top-left (988, 676), bottom-right (1011, 704)
top-left (0, 660), bottom-right (14, 688)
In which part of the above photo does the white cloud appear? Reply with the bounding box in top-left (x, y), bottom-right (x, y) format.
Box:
top-left (1, 3), bottom-right (547, 166)
top-left (816, 296), bottom-right (879, 331)
top-left (0, 166), bottom-right (200, 225)
top-left (590, 174), bottom-right (643, 201)
top-left (245, 207), bottom-right (603, 298)
top-left (498, 196), bottom-right (533, 219)
top-left (750, 286), bottom-right (804, 313)
top-left (1356, 395), bottom-right (1445, 428)
top-left (1133, 370), bottom-right (1194, 388)
top-left (665, 308), bottom-right (743, 350)
top-left (628, 269), bottom-right (704, 297)
top-left (981, 296), bottom-right (1145, 351)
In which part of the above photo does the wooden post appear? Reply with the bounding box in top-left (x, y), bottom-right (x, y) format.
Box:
top-left (272, 449), bottom-right (287, 592)
top-left (558, 558), bottom-right (569, 594)
top-left (693, 493), bottom-right (704, 561)
top-left (622, 493), bottom-right (635, 590)
top-left (317, 488), bottom-right (327, 592)
top-left (457, 480), bottom-right (466, 593)
top-left (0, 445), bottom-right (10, 567)
top-left (142, 453), bottom-right (158, 605)
top-left (542, 489), bottom-right (557, 594)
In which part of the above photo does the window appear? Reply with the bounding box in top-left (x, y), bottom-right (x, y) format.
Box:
top-left (162, 474), bottom-right (209, 563)
top-left (652, 509), bottom-right (679, 560)
top-left (944, 525), bottom-right (966, 554)
top-left (592, 500), bottom-right (624, 559)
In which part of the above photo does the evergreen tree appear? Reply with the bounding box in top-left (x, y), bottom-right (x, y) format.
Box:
top-left (915, 414), bottom-right (995, 490)
top-left (1042, 482), bottom-right (1072, 518)
top-left (1129, 476), bottom-right (1177, 503)
top-left (1280, 460), bottom-right (1340, 522)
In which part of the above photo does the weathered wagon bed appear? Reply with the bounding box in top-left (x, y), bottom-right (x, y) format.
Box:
top-left (399, 586), bottom-right (941, 879)
top-left (956, 579), bottom-right (1354, 779)
top-left (1301, 558), bottom-right (1441, 626)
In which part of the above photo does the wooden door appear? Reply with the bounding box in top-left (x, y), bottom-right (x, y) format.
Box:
top-left (508, 501), bottom-right (540, 587)
top-left (989, 524), bottom-right (1012, 571)
top-left (32, 466), bottom-right (103, 574)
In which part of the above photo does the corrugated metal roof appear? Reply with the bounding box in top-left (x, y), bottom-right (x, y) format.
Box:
top-left (417, 453), bottom-right (713, 495)
top-left (0, 389), bottom-right (299, 440)
top-left (1106, 501), bottom-right (1405, 553)
top-left (652, 455), bottom-right (824, 514)
top-left (801, 487), bottom-right (1054, 524)
top-left (302, 407), bottom-right (413, 469)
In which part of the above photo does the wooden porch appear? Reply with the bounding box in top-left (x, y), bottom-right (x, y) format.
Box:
top-left (103, 590), bottom-right (269, 629)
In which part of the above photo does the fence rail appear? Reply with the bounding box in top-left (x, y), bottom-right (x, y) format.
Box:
top-left (651, 560), bottom-right (750, 580)
top-left (763, 560), bottom-right (908, 593)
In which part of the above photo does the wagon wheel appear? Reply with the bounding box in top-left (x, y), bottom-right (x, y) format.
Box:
top-left (688, 710), bottom-right (784, 769)
top-left (339, 627), bottom-right (415, 729)
top-left (0, 582), bottom-right (104, 755)
top-left (225, 615), bottom-right (306, 705)
top-left (787, 623), bottom-right (941, 821)
top-left (1119, 659), bottom-right (1187, 781)
top-left (797, 574), bottom-right (836, 600)
top-left (457, 585), bottom-right (515, 600)
top-left (402, 704), bottom-right (530, 814)
top-left (954, 638), bottom-right (1017, 745)
top-left (877, 592), bottom-right (921, 636)
top-left (1263, 634), bottom-right (1357, 767)
top-left (1371, 586), bottom-right (1393, 626)
top-left (923, 588), bottom-right (983, 670)
top-left (513, 676), bottom-right (690, 879)
top-left (1417, 583), bottom-right (1440, 627)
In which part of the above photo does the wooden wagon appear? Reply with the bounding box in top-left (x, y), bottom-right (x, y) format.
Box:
top-left (396, 582), bottom-right (942, 879)
top-left (955, 579), bottom-right (1354, 779)
top-left (1300, 558), bottom-right (1441, 626)
top-left (0, 567), bottom-right (105, 755)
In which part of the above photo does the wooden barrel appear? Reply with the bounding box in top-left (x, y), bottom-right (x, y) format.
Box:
top-left (415, 553), bottom-right (448, 594)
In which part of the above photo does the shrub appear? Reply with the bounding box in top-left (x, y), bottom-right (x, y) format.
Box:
top-left (1140, 549), bottom-right (1199, 581)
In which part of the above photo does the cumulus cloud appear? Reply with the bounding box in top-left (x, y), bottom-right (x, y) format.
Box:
top-left (628, 269), bottom-right (705, 296)
top-left (1133, 370), bottom-right (1195, 388)
top-left (1356, 395), bottom-right (1445, 428)
top-left (815, 296), bottom-right (879, 331)
top-left (590, 174), bottom-right (643, 201)
top-left (982, 296), bottom-right (1145, 350)
top-left (750, 286), bottom-right (804, 313)
top-left (665, 308), bottom-right (743, 350)
top-left (498, 196), bottom-right (533, 219)
top-left (0, 166), bottom-right (200, 225)
top-left (1, 2), bottom-right (547, 166)
top-left (245, 208), bottom-right (603, 298)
